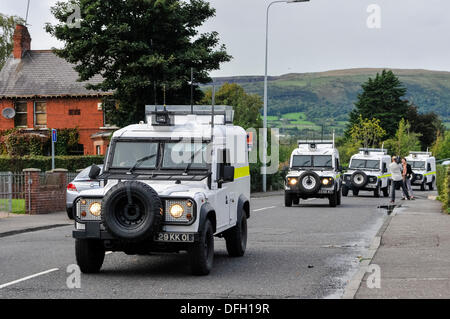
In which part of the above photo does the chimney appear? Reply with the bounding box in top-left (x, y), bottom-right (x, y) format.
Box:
top-left (13, 24), bottom-right (31, 59)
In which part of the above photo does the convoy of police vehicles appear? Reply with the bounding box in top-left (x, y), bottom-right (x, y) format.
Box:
top-left (70, 104), bottom-right (438, 276)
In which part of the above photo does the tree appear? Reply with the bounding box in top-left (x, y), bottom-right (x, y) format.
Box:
top-left (201, 83), bottom-right (262, 129)
top-left (384, 119), bottom-right (421, 157)
top-left (0, 14), bottom-right (25, 70)
top-left (432, 131), bottom-right (450, 160)
top-left (348, 70), bottom-right (409, 138)
top-left (406, 104), bottom-right (445, 150)
top-left (348, 115), bottom-right (386, 149)
top-left (45, 0), bottom-right (231, 127)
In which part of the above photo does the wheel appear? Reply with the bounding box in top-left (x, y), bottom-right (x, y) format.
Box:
top-left (336, 188), bottom-right (342, 206)
top-left (292, 196), bottom-right (300, 205)
top-left (329, 191), bottom-right (338, 207)
top-left (101, 181), bottom-right (163, 241)
top-left (189, 219), bottom-right (214, 276)
top-left (382, 186), bottom-right (389, 197)
top-left (353, 189), bottom-right (359, 196)
top-left (75, 239), bottom-right (105, 274)
top-left (225, 212), bottom-right (248, 257)
top-left (342, 185), bottom-right (349, 197)
top-left (351, 171), bottom-right (368, 189)
top-left (428, 178), bottom-right (435, 191)
top-left (374, 185), bottom-right (380, 198)
top-left (66, 207), bottom-right (74, 220)
top-left (285, 193), bottom-right (293, 207)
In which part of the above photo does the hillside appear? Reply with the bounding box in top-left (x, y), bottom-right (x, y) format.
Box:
top-left (210, 68), bottom-right (450, 136)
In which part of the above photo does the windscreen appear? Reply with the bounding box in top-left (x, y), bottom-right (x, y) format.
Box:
top-left (350, 159), bottom-right (380, 170)
top-left (411, 161), bottom-right (425, 169)
top-left (292, 155), bottom-right (333, 168)
top-left (111, 142), bottom-right (158, 169)
top-left (162, 142), bottom-right (208, 170)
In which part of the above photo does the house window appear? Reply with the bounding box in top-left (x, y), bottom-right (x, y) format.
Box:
top-left (96, 145), bottom-right (101, 155)
top-left (34, 101), bottom-right (47, 127)
top-left (69, 109), bottom-right (81, 116)
top-left (14, 101), bottom-right (27, 127)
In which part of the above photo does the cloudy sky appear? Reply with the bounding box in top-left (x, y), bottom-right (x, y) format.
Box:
top-left (2, 0), bottom-right (450, 77)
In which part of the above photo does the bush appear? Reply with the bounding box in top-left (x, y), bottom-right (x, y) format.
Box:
top-left (0, 155), bottom-right (104, 172)
top-left (441, 166), bottom-right (450, 214)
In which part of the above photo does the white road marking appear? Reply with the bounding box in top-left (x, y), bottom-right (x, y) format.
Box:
top-left (0, 268), bottom-right (59, 289)
top-left (253, 206), bottom-right (276, 212)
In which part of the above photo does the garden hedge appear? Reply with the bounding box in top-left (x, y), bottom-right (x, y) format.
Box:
top-left (0, 156), bottom-right (104, 172)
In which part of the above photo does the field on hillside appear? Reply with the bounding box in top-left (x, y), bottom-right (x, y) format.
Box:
top-left (210, 68), bottom-right (450, 137)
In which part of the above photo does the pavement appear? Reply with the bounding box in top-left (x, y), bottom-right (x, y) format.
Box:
top-left (354, 191), bottom-right (450, 298)
top-left (0, 211), bottom-right (71, 238)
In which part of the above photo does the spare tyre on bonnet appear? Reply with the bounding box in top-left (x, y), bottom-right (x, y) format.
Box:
top-left (72, 105), bottom-right (251, 276)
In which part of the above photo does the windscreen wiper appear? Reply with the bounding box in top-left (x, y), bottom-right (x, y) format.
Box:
top-left (184, 146), bottom-right (206, 175)
top-left (127, 153), bottom-right (157, 174)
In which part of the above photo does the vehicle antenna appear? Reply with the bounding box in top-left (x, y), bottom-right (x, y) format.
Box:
top-left (154, 82), bottom-right (157, 107)
top-left (163, 84), bottom-right (167, 112)
top-left (211, 85), bottom-right (215, 140)
top-left (25, 0), bottom-right (30, 25)
top-left (190, 68), bottom-right (194, 115)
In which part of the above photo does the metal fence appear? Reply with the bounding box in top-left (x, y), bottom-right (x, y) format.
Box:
top-left (0, 172), bottom-right (26, 214)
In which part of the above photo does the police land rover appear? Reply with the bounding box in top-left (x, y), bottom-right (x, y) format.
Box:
top-left (405, 151), bottom-right (436, 191)
top-left (72, 105), bottom-right (251, 276)
top-left (284, 140), bottom-right (343, 207)
top-left (342, 148), bottom-right (391, 197)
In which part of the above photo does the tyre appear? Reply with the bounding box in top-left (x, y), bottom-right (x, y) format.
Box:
top-left (428, 177), bottom-right (435, 191)
top-left (382, 186), bottom-right (389, 197)
top-left (225, 212), bottom-right (248, 257)
top-left (374, 184), bottom-right (380, 198)
top-left (75, 239), bottom-right (105, 274)
top-left (352, 189), bottom-right (359, 196)
top-left (342, 185), bottom-right (349, 197)
top-left (189, 219), bottom-right (214, 276)
top-left (336, 188), bottom-right (342, 206)
top-left (292, 196), bottom-right (300, 205)
top-left (66, 207), bottom-right (74, 220)
top-left (285, 193), bottom-right (293, 207)
top-left (298, 171), bottom-right (321, 194)
top-left (351, 171), bottom-right (368, 189)
top-left (329, 191), bottom-right (338, 207)
top-left (101, 181), bottom-right (163, 241)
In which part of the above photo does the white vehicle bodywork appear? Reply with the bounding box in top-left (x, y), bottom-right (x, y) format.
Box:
top-left (343, 148), bottom-right (391, 197)
top-left (72, 105), bottom-right (250, 275)
top-left (405, 152), bottom-right (436, 190)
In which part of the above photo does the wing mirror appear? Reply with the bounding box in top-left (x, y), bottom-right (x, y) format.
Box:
top-left (223, 166), bottom-right (235, 183)
top-left (88, 165), bottom-right (101, 180)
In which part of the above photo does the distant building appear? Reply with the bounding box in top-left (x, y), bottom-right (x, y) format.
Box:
top-left (0, 24), bottom-right (116, 155)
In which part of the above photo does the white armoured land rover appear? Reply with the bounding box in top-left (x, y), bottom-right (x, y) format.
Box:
top-left (72, 105), bottom-right (251, 276)
top-left (342, 148), bottom-right (391, 198)
top-left (405, 151), bottom-right (436, 191)
top-left (284, 140), bottom-right (343, 207)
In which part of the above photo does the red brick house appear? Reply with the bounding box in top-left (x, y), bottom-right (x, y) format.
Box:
top-left (0, 24), bottom-right (116, 155)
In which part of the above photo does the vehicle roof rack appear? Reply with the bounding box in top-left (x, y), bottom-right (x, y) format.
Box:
top-left (145, 105), bottom-right (234, 126)
top-left (359, 148), bottom-right (387, 154)
top-left (409, 151), bottom-right (432, 156)
top-left (298, 140), bottom-right (333, 144)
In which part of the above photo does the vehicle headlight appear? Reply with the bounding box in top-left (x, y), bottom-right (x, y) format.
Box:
top-left (169, 204), bottom-right (184, 219)
top-left (89, 202), bottom-right (102, 217)
top-left (287, 177), bottom-right (298, 186)
top-left (321, 177), bottom-right (334, 186)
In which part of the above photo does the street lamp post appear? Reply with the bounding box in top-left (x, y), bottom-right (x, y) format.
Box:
top-left (262, 0), bottom-right (310, 192)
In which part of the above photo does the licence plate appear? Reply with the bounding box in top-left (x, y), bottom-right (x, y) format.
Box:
top-left (154, 232), bottom-right (195, 243)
